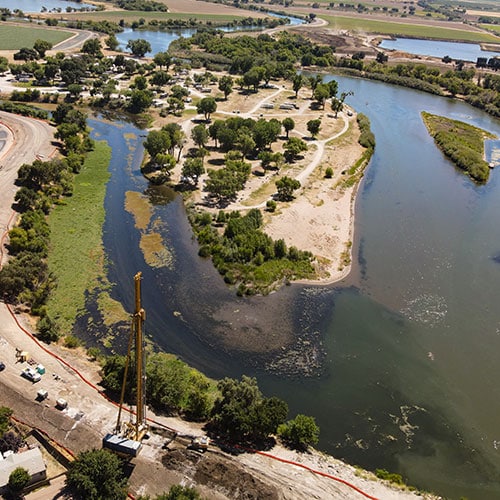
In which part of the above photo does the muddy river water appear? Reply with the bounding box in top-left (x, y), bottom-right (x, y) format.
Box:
top-left (89, 75), bottom-right (500, 499)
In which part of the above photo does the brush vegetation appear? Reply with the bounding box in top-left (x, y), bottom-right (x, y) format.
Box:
top-left (421, 111), bottom-right (496, 183)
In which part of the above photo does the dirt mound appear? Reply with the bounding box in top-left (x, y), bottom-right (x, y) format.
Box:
top-left (162, 449), bottom-right (280, 499)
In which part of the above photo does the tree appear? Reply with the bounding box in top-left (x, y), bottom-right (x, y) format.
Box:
top-left (313, 83), bottom-right (330, 109)
top-left (153, 51), bottom-right (172, 70)
top-left (127, 89), bottom-right (153, 113)
top-left (157, 485), bottom-right (202, 499)
top-left (105, 34), bottom-right (119, 51)
top-left (292, 74), bottom-right (303, 98)
top-left (0, 431), bottom-right (23, 453)
top-left (191, 124), bottom-right (208, 148)
top-left (218, 75), bottom-right (233, 100)
top-left (196, 97), bottom-right (217, 121)
top-left (307, 118), bottom-right (321, 138)
top-left (376, 51), bottom-right (388, 64)
top-left (81, 38), bottom-right (102, 58)
top-left (253, 118), bottom-right (281, 151)
top-left (278, 414), bottom-right (320, 451)
top-left (33, 39), bottom-right (52, 59)
top-left (0, 406), bottom-right (12, 436)
top-left (210, 376), bottom-right (288, 443)
top-left (66, 449), bottom-right (128, 500)
top-left (14, 47), bottom-right (38, 61)
top-left (150, 70), bottom-right (170, 87)
top-left (126, 39), bottom-right (151, 58)
top-left (276, 176), bottom-right (301, 201)
top-left (308, 74), bottom-right (323, 98)
top-left (8, 467), bottom-right (30, 495)
top-left (144, 130), bottom-right (171, 159)
top-left (182, 157), bottom-right (204, 186)
top-left (283, 137), bottom-right (308, 163)
top-left (282, 117), bottom-right (295, 139)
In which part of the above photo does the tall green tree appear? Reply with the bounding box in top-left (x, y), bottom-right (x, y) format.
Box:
top-left (33, 39), bottom-right (52, 59)
top-left (276, 176), bottom-right (301, 201)
top-left (292, 73), bottom-right (303, 98)
top-left (126, 39), bottom-right (151, 58)
top-left (196, 97), bottom-right (217, 121)
top-left (8, 467), bottom-right (30, 496)
top-left (218, 75), bottom-right (233, 100)
top-left (307, 118), bottom-right (321, 138)
top-left (282, 117), bottom-right (295, 139)
top-left (66, 449), bottom-right (128, 500)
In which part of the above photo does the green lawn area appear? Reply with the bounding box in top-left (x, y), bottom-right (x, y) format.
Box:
top-left (46, 141), bottom-right (111, 334)
top-left (321, 14), bottom-right (500, 42)
top-left (480, 24), bottom-right (500, 34)
top-left (0, 25), bottom-right (72, 50)
top-left (61, 10), bottom-right (248, 23)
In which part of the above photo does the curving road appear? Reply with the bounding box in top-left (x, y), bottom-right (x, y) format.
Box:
top-left (0, 111), bottom-right (56, 266)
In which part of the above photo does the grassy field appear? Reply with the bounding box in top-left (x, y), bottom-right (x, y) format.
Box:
top-left (0, 25), bottom-right (72, 50)
top-left (59, 10), bottom-right (252, 23)
top-left (46, 142), bottom-right (112, 334)
top-left (480, 24), bottom-right (500, 34)
top-left (322, 14), bottom-right (500, 42)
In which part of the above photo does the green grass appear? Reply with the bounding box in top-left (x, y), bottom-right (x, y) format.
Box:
top-left (0, 24), bottom-right (72, 50)
top-left (46, 141), bottom-right (111, 334)
top-left (480, 24), bottom-right (500, 34)
top-left (321, 14), bottom-right (500, 42)
top-left (61, 10), bottom-right (247, 23)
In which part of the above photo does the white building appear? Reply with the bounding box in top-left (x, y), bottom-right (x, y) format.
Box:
top-left (0, 448), bottom-right (47, 494)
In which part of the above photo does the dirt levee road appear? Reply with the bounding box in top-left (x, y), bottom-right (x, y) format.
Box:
top-left (0, 112), bottom-right (56, 266)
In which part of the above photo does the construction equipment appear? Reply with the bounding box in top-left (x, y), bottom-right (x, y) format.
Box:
top-left (103, 272), bottom-right (148, 458)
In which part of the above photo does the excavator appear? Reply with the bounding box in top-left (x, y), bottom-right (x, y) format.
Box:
top-left (103, 272), bottom-right (149, 458)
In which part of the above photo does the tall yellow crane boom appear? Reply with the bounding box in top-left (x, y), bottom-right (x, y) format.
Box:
top-left (103, 272), bottom-right (148, 457)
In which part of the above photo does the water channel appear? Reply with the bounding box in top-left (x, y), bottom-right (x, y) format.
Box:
top-left (88, 74), bottom-right (500, 499)
top-left (379, 37), bottom-right (500, 62)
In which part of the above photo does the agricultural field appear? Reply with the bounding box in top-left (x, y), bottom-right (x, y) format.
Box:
top-left (57, 10), bottom-right (264, 24)
top-left (0, 25), bottom-right (73, 50)
top-left (320, 14), bottom-right (500, 42)
top-left (480, 24), bottom-right (500, 34)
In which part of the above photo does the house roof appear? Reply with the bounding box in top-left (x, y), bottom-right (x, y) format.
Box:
top-left (0, 448), bottom-right (46, 487)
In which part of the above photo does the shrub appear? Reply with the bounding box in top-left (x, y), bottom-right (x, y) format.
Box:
top-left (64, 335), bottom-right (81, 348)
top-left (266, 200), bottom-right (277, 212)
top-left (325, 167), bottom-right (333, 178)
top-left (278, 414), bottom-right (320, 451)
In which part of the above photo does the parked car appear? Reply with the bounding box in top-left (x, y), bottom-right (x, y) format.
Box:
top-left (21, 367), bottom-right (41, 383)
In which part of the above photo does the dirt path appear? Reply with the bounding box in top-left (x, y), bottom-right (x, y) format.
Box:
top-left (0, 112), bottom-right (56, 267)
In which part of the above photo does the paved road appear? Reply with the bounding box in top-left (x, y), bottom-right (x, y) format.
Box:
top-left (51, 29), bottom-right (96, 53)
top-left (0, 112), bottom-right (56, 267)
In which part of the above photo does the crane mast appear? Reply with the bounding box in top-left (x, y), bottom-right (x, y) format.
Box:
top-left (103, 272), bottom-right (148, 457)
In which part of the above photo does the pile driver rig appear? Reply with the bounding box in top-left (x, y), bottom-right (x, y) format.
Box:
top-left (103, 272), bottom-right (149, 457)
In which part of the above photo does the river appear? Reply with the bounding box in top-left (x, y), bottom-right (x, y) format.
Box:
top-left (379, 38), bottom-right (500, 62)
top-left (87, 77), bottom-right (500, 500)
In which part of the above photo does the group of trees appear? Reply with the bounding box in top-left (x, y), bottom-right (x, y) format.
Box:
top-left (0, 103), bottom-right (92, 341)
top-left (191, 208), bottom-right (314, 295)
top-left (102, 352), bottom-right (215, 421)
top-left (66, 448), bottom-right (202, 500)
top-left (101, 353), bottom-right (320, 450)
top-left (143, 123), bottom-right (187, 178)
